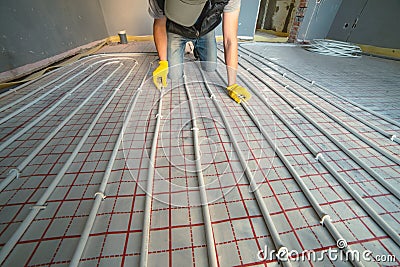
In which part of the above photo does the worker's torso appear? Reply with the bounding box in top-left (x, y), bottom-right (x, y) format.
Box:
top-left (157, 0), bottom-right (229, 38)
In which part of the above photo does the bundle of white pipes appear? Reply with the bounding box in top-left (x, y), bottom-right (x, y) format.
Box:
top-left (303, 39), bottom-right (362, 58)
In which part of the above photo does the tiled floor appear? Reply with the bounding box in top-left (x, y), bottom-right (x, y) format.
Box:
top-left (0, 41), bottom-right (399, 267)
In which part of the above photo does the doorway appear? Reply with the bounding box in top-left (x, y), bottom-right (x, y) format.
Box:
top-left (256, 0), bottom-right (299, 35)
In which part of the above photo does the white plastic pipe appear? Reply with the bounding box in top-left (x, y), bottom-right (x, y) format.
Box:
top-left (230, 57), bottom-right (400, 247)
top-left (183, 73), bottom-right (218, 267)
top-left (69, 60), bottom-right (146, 267)
top-left (238, 47), bottom-right (400, 159)
top-left (234, 52), bottom-right (400, 199)
top-left (0, 57), bottom-right (114, 125)
top-left (0, 63), bottom-right (68, 101)
top-left (198, 65), bottom-right (292, 267)
top-left (0, 63), bottom-right (123, 265)
top-left (0, 60), bottom-right (120, 153)
top-left (242, 103), bottom-right (363, 266)
top-left (240, 45), bottom-right (400, 128)
top-left (0, 56), bottom-right (135, 125)
top-left (239, 46), bottom-right (399, 145)
top-left (215, 68), bottom-right (363, 266)
top-left (234, 88), bottom-right (363, 266)
top-left (0, 59), bottom-right (137, 193)
top-left (140, 83), bottom-right (164, 267)
top-left (0, 60), bottom-right (86, 113)
top-left (304, 39), bottom-right (362, 58)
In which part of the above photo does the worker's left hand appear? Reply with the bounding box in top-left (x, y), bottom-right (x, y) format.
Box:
top-left (152, 60), bottom-right (168, 89)
top-left (226, 84), bottom-right (251, 104)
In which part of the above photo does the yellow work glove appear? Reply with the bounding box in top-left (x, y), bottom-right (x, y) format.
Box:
top-left (152, 60), bottom-right (168, 89)
top-left (226, 84), bottom-right (251, 104)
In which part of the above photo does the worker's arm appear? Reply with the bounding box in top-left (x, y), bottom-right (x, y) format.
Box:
top-left (153, 17), bottom-right (167, 61)
top-left (223, 9), bottom-right (251, 103)
top-left (152, 17), bottom-right (168, 89)
top-left (222, 9), bottom-right (239, 86)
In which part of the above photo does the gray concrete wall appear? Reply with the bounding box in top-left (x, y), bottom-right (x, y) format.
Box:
top-left (99, 0), bottom-right (153, 36)
top-left (296, 0), bottom-right (342, 41)
top-left (328, 0), bottom-right (400, 48)
top-left (0, 0), bottom-right (108, 74)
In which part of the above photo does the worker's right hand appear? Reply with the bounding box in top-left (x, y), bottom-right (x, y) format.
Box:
top-left (152, 60), bottom-right (168, 89)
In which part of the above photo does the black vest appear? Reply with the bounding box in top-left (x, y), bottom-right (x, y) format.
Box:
top-left (157, 0), bottom-right (229, 38)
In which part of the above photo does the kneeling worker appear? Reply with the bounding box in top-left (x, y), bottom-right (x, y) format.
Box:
top-left (148, 0), bottom-right (251, 104)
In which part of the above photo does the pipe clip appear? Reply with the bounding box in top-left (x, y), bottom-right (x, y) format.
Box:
top-left (210, 94), bottom-right (216, 99)
top-left (315, 153), bottom-right (324, 161)
top-left (30, 205), bottom-right (47, 210)
top-left (246, 67), bottom-right (252, 72)
top-left (320, 214), bottom-right (331, 226)
top-left (94, 191), bottom-right (106, 200)
top-left (155, 114), bottom-right (163, 119)
top-left (311, 81), bottom-right (316, 85)
top-left (284, 85), bottom-right (289, 89)
top-left (8, 168), bottom-right (20, 179)
top-left (191, 127), bottom-right (199, 132)
top-left (390, 135), bottom-right (397, 141)
top-left (282, 73), bottom-right (287, 78)
top-left (293, 106), bottom-right (300, 110)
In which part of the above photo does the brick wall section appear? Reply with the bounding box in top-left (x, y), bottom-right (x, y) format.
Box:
top-left (288, 0), bottom-right (308, 42)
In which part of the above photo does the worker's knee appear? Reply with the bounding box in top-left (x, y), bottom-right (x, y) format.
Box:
top-left (200, 61), bottom-right (217, 72)
top-left (168, 64), bottom-right (183, 81)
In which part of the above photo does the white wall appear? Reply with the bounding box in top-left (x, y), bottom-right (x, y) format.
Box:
top-left (99, 0), bottom-right (153, 36)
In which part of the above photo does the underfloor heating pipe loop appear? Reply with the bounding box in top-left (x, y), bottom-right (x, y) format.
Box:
top-left (283, 67), bottom-right (400, 144)
top-left (0, 62), bottom-right (124, 265)
top-left (232, 51), bottom-right (400, 200)
top-left (0, 57), bottom-right (124, 125)
top-left (243, 103), bottom-right (364, 267)
top-left (0, 54), bottom-right (113, 114)
top-left (240, 47), bottom-right (400, 153)
top-left (238, 47), bottom-right (400, 145)
top-left (239, 45), bottom-right (400, 129)
top-left (140, 84), bottom-right (164, 267)
top-left (242, 49), bottom-right (400, 164)
top-left (304, 39), bottom-right (362, 58)
top-left (0, 59), bottom-right (121, 153)
top-left (0, 59), bottom-right (89, 113)
top-left (0, 58), bottom-right (138, 193)
top-left (216, 70), bottom-right (363, 267)
top-left (69, 59), bottom-right (149, 267)
top-left (183, 73), bottom-right (218, 267)
top-left (197, 64), bottom-right (292, 267)
top-left (231, 59), bottom-right (400, 247)
top-left (0, 57), bottom-right (75, 102)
